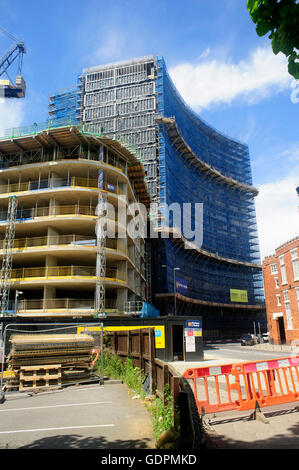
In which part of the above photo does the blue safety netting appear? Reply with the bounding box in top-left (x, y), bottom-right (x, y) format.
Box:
top-left (139, 302), bottom-right (160, 318)
top-left (155, 56), bottom-right (264, 307)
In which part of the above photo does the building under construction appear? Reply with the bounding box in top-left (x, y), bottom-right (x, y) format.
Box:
top-left (47, 55), bottom-right (265, 337)
top-left (0, 124), bottom-right (150, 319)
top-left (0, 54), bottom-right (265, 338)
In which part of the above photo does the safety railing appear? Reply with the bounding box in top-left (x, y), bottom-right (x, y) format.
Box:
top-left (10, 266), bottom-right (126, 283)
top-left (0, 176), bottom-right (123, 196)
top-left (0, 204), bottom-right (97, 222)
top-left (0, 204), bottom-right (127, 224)
top-left (0, 152), bottom-right (126, 174)
top-left (184, 356), bottom-right (299, 415)
top-left (15, 298), bottom-right (123, 312)
top-left (0, 234), bottom-right (130, 258)
top-left (0, 234), bottom-right (96, 250)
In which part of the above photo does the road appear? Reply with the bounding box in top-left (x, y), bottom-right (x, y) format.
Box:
top-left (170, 342), bottom-right (292, 375)
top-left (204, 342), bottom-right (290, 363)
top-left (0, 382), bottom-right (155, 449)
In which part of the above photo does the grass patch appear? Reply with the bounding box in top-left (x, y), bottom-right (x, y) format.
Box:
top-left (149, 385), bottom-right (176, 441)
top-left (101, 350), bottom-right (146, 398)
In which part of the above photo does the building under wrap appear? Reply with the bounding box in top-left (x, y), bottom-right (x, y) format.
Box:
top-left (48, 55), bottom-right (266, 339)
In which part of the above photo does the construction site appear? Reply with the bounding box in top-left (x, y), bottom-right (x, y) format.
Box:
top-left (0, 54), bottom-right (266, 337)
top-left (46, 55), bottom-right (266, 338)
top-left (1, 50), bottom-right (299, 453)
top-left (0, 124), bottom-right (151, 320)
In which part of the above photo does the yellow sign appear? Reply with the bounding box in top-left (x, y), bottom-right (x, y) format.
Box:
top-left (77, 325), bottom-right (166, 349)
top-left (230, 289), bottom-right (248, 303)
top-left (2, 371), bottom-right (15, 379)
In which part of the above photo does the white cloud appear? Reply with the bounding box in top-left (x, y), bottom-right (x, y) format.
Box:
top-left (169, 46), bottom-right (293, 109)
top-left (85, 30), bottom-right (126, 66)
top-left (0, 98), bottom-right (24, 135)
top-left (255, 169), bottom-right (299, 259)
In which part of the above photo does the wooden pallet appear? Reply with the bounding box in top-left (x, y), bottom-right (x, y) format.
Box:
top-left (19, 364), bottom-right (62, 391)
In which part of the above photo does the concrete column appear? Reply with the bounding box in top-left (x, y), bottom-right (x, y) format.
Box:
top-left (116, 288), bottom-right (127, 313)
top-left (47, 227), bottom-right (59, 245)
top-left (43, 255), bottom-right (57, 309)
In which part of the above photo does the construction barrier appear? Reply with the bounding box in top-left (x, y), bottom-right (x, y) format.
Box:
top-left (231, 356), bottom-right (299, 411)
top-left (184, 364), bottom-right (236, 414)
top-left (183, 356), bottom-right (299, 415)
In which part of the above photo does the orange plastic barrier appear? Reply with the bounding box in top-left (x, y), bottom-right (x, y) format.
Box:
top-left (184, 363), bottom-right (237, 413)
top-left (184, 356), bottom-right (299, 415)
top-left (231, 356), bottom-right (299, 411)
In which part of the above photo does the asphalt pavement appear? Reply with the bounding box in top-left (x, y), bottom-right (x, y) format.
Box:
top-left (0, 381), bottom-right (155, 449)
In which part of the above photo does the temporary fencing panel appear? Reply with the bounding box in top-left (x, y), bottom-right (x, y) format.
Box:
top-left (184, 363), bottom-right (237, 414)
top-left (231, 356), bottom-right (299, 411)
top-left (184, 356), bottom-right (299, 415)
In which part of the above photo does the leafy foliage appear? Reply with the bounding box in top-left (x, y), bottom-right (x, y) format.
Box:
top-left (150, 385), bottom-right (175, 440)
top-left (247, 0), bottom-right (299, 79)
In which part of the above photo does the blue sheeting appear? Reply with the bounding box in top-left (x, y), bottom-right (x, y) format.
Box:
top-left (154, 56), bottom-right (264, 306)
top-left (139, 302), bottom-right (160, 318)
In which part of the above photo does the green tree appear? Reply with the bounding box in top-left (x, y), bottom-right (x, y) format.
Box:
top-left (247, 0), bottom-right (299, 79)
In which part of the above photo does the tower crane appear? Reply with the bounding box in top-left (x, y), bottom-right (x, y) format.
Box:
top-left (0, 28), bottom-right (26, 98)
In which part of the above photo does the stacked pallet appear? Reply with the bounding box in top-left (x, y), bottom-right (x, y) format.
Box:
top-left (6, 334), bottom-right (96, 391)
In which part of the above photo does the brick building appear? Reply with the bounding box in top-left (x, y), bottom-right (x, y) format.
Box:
top-left (263, 236), bottom-right (299, 344)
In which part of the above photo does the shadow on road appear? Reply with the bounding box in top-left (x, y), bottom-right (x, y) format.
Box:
top-left (17, 433), bottom-right (154, 449)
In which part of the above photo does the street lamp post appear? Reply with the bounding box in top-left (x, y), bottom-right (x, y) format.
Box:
top-left (15, 290), bottom-right (23, 316)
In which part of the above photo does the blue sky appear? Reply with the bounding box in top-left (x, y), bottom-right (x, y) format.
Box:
top-left (0, 0), bottom-right (298, 257)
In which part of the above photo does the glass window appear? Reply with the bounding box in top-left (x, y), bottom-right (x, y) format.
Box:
top-left (270, 263), bottom-right (278, 274)
top-left (291, 248), bottom-right (299, 281)
top-left (279, 256), bottom-right (287, 284)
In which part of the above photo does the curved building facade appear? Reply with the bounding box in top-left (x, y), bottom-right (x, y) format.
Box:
top-left (154, 58), bottom-right (264, 333)
top-left (46, 55), bottom-right (265, 336)
top-left (0, 125), bottom-right (149, 318)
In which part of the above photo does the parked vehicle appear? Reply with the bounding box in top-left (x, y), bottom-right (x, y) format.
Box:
top-left (262, 332), bottom-right (270, 343)
top-left (240, 334), bottom-right (255, 346)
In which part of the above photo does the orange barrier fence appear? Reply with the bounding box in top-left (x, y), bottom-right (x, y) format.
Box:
top-left (231, 356), bottom-right (299, 411)
top-left (184, 364), bottom-right (236, 414)
top-left (183, 356), bottom-right (299, 415)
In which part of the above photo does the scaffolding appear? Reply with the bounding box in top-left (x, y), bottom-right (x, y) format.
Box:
top-left (45, 55), bottom-right (265, 321)
top-left (0, 196), bottom-right (18, 318)
top-left (48, 86), bottom-right (80, 122)
top-left (78, 56), bottom-right (159, 203)
top-left (95, 169), bottom-right (107, 317)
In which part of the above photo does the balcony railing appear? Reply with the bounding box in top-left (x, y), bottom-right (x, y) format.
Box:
top-left (0, 234), bottom-right (128, 256)
top-left (0, 234), bottom-right (96, 250)
top-left (0, 204), bottom-right (101, 221)
top-left (10, 266), bottom-right (126, 282)
top-left (0, 152), bottom-right (126, 173)
top-left (0, 176), bottom-right (123, 196)
top-left (15, 298), bottom-right (123, 312)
